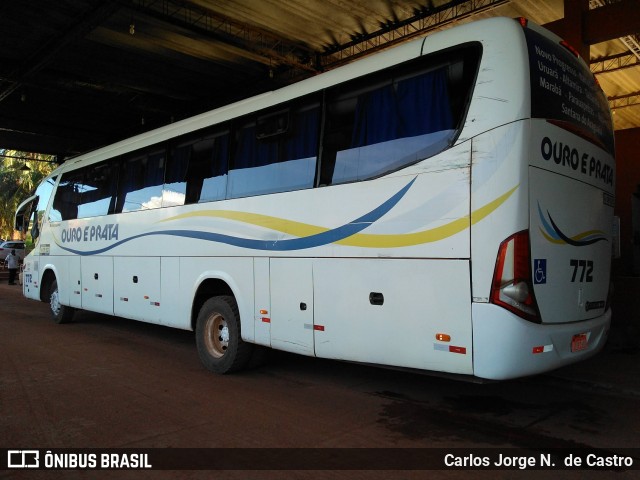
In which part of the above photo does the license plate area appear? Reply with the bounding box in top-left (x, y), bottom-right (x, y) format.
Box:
top-left (571, 333), bottom-right (588, 352)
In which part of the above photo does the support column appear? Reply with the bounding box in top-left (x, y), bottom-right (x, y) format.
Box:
top-left (544, 0), bottom-right (590, 60)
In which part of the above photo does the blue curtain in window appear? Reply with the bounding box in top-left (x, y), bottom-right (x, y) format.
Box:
top-left (167, 147), bottom-right (189, 184)
top-left (351, 85), bottom-right (399, 147)
top-left (146, 153), bottom-right (165, 187)
top-left (210, 135), bottom-right (229, 176)
top-left (283, 107), bottom-right (319, 160)
top-left (351, 68), bottom-right (453, 148)
top-left (397, 68), bottom-right (453, 137)
top-left (122, 158), bottom-right (142, 192)
top-left (235, 125), bottom-right (278, 169)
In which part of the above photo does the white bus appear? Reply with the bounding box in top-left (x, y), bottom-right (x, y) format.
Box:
top-left (16, 17), bottom-right (615, 380)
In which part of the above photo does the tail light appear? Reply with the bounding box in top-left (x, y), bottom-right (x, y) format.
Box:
top-left (490, 230), bottom-right (541, 323)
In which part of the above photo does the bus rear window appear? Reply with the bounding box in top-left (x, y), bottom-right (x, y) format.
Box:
top-left (524, 27), bottom-right (614, 154)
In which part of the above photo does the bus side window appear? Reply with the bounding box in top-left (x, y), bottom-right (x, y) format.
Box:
top-left (228, 102), bottom-right (319, 198)
top-left (116, 149), bottom-right (165, 212)
top-left (166, 129), bottom-right (229, 206)
top-left (191, 132), bottom-right (228, 203)
top-left (51, 171), bottom-right (82, 221)
top-left (318, 94), bottom-right (356, 186)
top-left (323, 68), bottom-right (455, 185)
top-left (78, 163), bottom-right (118, 218)
top-left (164, 142), bottom-right (191, 207)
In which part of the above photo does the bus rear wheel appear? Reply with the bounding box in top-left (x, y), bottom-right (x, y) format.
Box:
top-left (49, 279), bottom-right (75, 324)
top-left (195, 296), bottom-right (252, 374)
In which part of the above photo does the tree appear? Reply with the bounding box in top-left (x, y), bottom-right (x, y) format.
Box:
top-left (0, 149), bottom-right (56, 241)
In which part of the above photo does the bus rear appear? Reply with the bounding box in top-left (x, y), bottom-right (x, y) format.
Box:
top-left (473, 20), bottom-right (615, 380)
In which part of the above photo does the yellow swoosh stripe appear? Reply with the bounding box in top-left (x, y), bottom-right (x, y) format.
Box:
top-left (540, 227), bottom-right (607, 245)
top-left (161, 185), bottom-right (518, 248)
top-left (161, 210), bottom-right (326, 237)
top-left (338, 185), bottom-right (518, 247)
top-left (539, 228), bottom-right (564, 245)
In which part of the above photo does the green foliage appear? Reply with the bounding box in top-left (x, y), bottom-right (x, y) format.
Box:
top-left (0, 149), bottom-right (57, 240)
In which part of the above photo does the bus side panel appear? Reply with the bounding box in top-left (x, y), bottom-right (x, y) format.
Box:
top-left (270, 258), bottom-right (314, 356)
top-left (160, 257), bottom-right (181, 327)
top-left (81, 256), bottom-right (113, 315)
top-left (470, 122), bottom-right (529, 302)
top-left (253, 257), bottom-right (271, 347)
top-left (313, 258), bottom-right (473, 374)
top-left (68, 256), bottom-right (82, 309)
top-left (114, 257), bottom-right (161, 322)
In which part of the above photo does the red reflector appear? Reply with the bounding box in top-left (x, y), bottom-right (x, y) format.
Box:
top-left (449, 346), bottom-right (466, 354)
top-left (532, 346), bottom-right (544, 354)
top-left (261, 317), bottom-right (270, 323)
top-left (571, 334), bottom-right (588, 352)
top-left (313, 325), bottom-right (325, 331)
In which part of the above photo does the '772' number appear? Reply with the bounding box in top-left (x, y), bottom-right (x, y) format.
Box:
top-left (570, 259), bottom-right (593, 283)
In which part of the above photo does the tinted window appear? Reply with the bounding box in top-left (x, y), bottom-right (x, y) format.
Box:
top-left (51, 163), bottom-right (118, 220)
top-left (50, 170), bottom-right (82, 221)
top-left (78, 163), bottom-right (118, 218)
top-left (228, 101), bottom-right (319, 198)
top-left (319, 46), bottom-right (479, 185)
top-left (116, 149), bottom-right (165, 212)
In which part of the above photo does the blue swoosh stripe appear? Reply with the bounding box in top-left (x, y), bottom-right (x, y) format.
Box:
top-left (57, 178), bottom-right (416, 255)
top-left (547, 213), bottom-right (608, 247)
top-left (537, 203), bottom-right (561, 241)
top-left (538, 202), bottom-right (607, 247)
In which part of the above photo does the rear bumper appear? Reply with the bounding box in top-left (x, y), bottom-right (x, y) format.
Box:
top-left (472, 303), bottom-right (610, 380)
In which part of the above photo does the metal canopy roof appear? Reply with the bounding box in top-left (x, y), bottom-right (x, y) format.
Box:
top-left (1, 0), bottom-right (638, 160)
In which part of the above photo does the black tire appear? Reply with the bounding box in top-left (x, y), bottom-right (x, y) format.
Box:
top-left (195, 296), bottom-right (252, 374)
top-left (49, 279), bottom-right (75, 324)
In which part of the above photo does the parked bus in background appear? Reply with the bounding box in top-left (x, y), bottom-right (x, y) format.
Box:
top-left (15, 17), bottom-right (615, 380)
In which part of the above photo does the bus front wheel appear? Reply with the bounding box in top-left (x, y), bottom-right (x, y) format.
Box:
top-left (49, 279), bottom-right (75, 324)
top-left (195, 296), bottom-right (252, 374)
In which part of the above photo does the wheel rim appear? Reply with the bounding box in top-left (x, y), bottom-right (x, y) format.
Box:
top-left (204, 312), bottom-right (229, 358)
top-left (50, 288), bottom-right (61, 316)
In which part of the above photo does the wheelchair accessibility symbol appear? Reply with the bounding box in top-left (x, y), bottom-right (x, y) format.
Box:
top-left (534, 259), bottom-right (547, 284)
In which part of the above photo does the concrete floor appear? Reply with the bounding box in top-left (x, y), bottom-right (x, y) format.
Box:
top-left (1, 277), bottom-right (639, 480)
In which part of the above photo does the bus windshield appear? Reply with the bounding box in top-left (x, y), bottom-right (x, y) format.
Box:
top-left (524, 26), bottom-right (614, 154)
